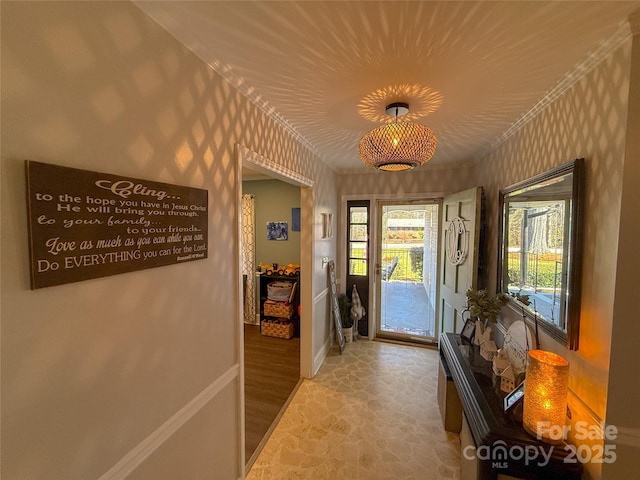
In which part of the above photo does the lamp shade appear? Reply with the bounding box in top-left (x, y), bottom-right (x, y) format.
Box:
top-left (522, 350), bottom-right (570, 444)
top-left (358, 121), bottom-right (437, 171)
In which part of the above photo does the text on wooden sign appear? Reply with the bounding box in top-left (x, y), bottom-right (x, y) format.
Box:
top-left (26, 161), bottom-right (208, 288)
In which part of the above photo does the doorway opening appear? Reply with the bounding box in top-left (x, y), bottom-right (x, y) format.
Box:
top-left (241, 179), bottom-right (301, 465)
top-left (376, 201), bottom-right (440, 344)
top-left (236, 145), bottom-right (313, 472)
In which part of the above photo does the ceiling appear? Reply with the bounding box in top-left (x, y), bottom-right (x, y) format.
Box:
top-left (136, 1), bottom-right (640, 174)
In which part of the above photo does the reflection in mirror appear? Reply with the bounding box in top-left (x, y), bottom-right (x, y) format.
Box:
top-left (498, 159), bottom-right (584, 350)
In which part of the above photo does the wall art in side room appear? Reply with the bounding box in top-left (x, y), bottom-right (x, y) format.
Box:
top-left (267, 221), bottom-right (288, 240)
top-left (291, 207), bottom-right (300, 231)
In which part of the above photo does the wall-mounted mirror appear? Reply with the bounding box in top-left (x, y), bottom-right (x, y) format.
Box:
top-left (498, 159), bottom-right (584, 350)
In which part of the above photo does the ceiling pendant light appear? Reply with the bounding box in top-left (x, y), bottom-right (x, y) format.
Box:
top-left (358, 102), bottom-right (437, 171)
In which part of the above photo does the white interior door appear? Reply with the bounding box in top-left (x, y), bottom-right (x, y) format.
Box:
top-left (439, 187), bottom-right (482, 334)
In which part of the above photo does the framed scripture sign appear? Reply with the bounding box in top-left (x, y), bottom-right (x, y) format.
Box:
top-left (26, 161), bottom-right (208, 289)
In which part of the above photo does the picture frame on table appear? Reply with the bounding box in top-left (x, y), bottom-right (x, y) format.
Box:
top-left (503, 380), bottom-right (526, 412)
top-left (461, 318), bottom-right (476, 343)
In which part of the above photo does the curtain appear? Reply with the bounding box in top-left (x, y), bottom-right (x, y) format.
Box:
top-left (242, 194), bottom-right (258, 324)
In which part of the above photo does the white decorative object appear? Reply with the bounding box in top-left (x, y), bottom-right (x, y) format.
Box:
top-left (445, 216), bottom-right (468, 265)
top-left (321, 213), bottom-right (333, 239)
top-left (503, 320), bottom-right (535, 375)
top-left (481, 325), bottom-right (493, 344)
top-left (342, 326), bottom-right (353, 343)
top-left (480, 340), bottom-right (498, 361)
top-left (500, 365), bottom-right (517, 393)
top-left (492, 348), bottom-right (511, 376)
top-left (474, 320), bottom-right (494, 347)
top-left (473, 320), bottom-right (484, 345)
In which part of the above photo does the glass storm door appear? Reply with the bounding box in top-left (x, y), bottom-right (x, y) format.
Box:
top-left (376, 201), bottom-right (439, 343)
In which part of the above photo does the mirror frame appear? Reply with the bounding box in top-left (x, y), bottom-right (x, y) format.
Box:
top-left (497, 158), bottom-right (584, 350)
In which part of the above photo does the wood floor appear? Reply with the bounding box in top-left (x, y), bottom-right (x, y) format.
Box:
top-left (244, 323), bottom-right (300, 463)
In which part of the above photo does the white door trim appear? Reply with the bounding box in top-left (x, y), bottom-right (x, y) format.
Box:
top-left (235, 144), bottom-right (314, 472)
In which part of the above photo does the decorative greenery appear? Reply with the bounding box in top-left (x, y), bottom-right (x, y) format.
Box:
top-left (409, 247), bottom-right (424, 275)
top-left (507, 253), bottom-right (561, 289)
top-left (338, 293), bottom-right (353, 328)
top-left (381, 249), bottom-right (423, 282)
top-left (465, 289), bottom-right (508, 323)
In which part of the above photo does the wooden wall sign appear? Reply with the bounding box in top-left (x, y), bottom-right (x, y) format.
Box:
top-left (26, 161), bottom-right (208, 289)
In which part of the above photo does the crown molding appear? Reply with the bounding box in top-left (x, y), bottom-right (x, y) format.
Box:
top-left (208, 59), bottom-right (319, 158)
top-left (483, 20), bottom-right (632, 157)
top-left (237, 144), bottom-right (314, 187)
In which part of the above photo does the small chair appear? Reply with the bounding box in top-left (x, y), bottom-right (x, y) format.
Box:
top-left (381, 256), bottom-right (398, 281)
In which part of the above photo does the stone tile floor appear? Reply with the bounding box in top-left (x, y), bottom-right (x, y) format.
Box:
top-left (246, 340), bottom-right (461, 479)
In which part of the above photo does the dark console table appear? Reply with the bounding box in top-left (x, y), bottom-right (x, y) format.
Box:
top-left (439, 332), bottom-right (582, 480)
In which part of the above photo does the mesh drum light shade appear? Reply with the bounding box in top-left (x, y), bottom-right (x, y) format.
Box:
top-left (522, 350), bottom-right (570, 444)
top-left (358, 121), bottom-right (437, 172)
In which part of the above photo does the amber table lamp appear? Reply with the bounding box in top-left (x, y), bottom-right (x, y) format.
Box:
top-left (522, 350), bottom-right (570, 444)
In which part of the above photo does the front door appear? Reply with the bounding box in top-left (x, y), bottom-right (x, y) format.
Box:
top-left (376, 200), bottom-right (440, 343)
top-left (439, 187), bottom-right (482, 334)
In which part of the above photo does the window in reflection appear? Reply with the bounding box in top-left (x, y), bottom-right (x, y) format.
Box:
top-left (506, 199), bottom-right (568, 328)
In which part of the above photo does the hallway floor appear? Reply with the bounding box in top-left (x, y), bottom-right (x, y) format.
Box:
top-left (246, 340), bottom-right (461, 479)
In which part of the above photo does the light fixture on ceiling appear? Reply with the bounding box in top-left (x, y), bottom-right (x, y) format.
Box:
top-left (358, 102), bottom-right (437, 172)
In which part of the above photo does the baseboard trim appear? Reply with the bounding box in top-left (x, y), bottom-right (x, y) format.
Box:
top-left (98, 364), bottom-right (240, 480)
top-left (313, 335), bottom-right (332, 377)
